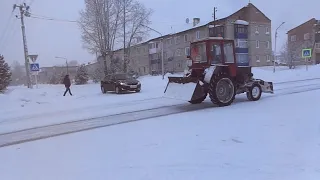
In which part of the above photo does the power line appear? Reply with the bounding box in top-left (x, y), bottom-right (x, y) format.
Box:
top-left (28, 15), bottom-right (78, 23)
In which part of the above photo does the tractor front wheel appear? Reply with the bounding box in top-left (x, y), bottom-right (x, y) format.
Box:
top-left (246, 83), bottom-right (262, 101)
top-left (208, 73), bottom-right (236, 107)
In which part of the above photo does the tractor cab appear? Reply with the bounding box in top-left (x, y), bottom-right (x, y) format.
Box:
top-left (187, 37), bottom-right (236, 70)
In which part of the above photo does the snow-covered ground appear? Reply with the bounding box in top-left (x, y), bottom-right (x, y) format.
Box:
top-left (0, 65), bottom-right (320, 134)
top-left (1, 70), bottom-right (320, 179)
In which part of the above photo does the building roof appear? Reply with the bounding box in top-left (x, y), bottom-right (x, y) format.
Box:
top-left (287, 18), bottom-right (317, 34)
top-left (113, 2), bottom-right (269, 52)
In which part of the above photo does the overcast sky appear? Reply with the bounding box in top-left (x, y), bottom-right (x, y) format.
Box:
top-left (0, 0), bottom-right (319, 67)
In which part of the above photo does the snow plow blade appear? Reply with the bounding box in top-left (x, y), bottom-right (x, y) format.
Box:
top-left (256, 80), bottom-right (274, 94)
top-left (163, 76), bottom-right (207, 102)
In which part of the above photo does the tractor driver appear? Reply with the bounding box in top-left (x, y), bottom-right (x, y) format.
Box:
top-left (210, 44), bottom-right (222, 65)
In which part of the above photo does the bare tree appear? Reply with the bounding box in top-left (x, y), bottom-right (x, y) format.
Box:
top-left (79, 0), bottom-right (123, 68)
top-left (120, 0), bottom-right (153, 72)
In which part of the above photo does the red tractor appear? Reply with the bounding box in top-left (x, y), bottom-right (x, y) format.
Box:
top-left (164, 37), bottom-right (274, 106)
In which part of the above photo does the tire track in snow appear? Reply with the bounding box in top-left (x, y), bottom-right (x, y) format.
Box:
top-left (1, 82), bottom-right (320, 148)
top-left (2, 77), bottom-right (320, 124)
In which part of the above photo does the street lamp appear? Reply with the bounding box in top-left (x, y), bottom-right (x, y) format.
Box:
top-left (274, 22), bottom-right (285, 73)
top-left (141, 24), bottom-right (165, 79)
top-left (55, 56), bottom-right (69, 74)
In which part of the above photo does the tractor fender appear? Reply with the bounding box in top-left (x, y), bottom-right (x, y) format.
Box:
top-left (204, 66), bottom-right (216, 83)
top-left (204, 65), bottom-right (226, 83)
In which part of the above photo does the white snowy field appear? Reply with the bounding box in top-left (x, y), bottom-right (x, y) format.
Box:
top-left (1, 65), bottom-right (320, 134)
top-left (1, 82), bottom-right (320, 180)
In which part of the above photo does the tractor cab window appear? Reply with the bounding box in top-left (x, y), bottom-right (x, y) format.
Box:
top-left (223, 42), bottom-right (235, 63)
top-left (191, 42), bottom-right (207, 63)
top-left (210, 43), bottom-right (222, 64)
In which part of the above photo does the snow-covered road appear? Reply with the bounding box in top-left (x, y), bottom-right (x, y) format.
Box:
top-left (1, 80), bottom-right (320, 180)
top-left (1, 76), bottom-right (320, 147)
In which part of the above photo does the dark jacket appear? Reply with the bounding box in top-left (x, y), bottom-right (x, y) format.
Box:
top-left (63, 75), bottom-right (71, 87)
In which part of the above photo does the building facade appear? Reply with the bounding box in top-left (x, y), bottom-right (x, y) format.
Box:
top-left (287, 18), bottom-right (320, 65)
top-left (96, 2), bottom-right (272, 76)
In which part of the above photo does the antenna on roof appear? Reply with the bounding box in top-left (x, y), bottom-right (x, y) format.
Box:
top-left (186, 18), bottom-right (190, 24)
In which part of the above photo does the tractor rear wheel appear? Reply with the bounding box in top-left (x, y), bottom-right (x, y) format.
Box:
top-left (208, 73), bottom-right (236, 107)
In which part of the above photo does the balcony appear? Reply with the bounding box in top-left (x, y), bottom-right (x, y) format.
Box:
top-left (235, 48), bottom-right (249, 53)
top-left (148, 41), bottom-right (161, 54)
top-left (209, 25), bottom-right (225, 38)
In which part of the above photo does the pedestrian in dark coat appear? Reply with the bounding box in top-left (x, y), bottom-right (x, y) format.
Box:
top-left (63, 75), bottom-right (73, 96)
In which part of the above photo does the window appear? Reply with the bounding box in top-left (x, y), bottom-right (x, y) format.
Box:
top-left (266, 55), bottom-right (271, 62)
top-left (291, 35), bottom-right (296, 41)
top-left (176, 49), bottom-right (181, 56)
top-left (191, 42), bottom-right (207, 63)
top-left (235, 39), bottom-right (248, 48)
top-left (185, 47), bottom-right (190, 56)
top-left (155, 43), bottom-right (159, 48)
top-left (266, 41), bottom-right (270, 49)
top-left (236, 54), bottom-right (249, 64)
top-left (223, 42), bottom-right (235, 63)
top-left (304, 33), bottom-right (310, 40)
top-left (256, 55), bottom-right (260, 62)
top-left (184, 34), bottom-right (188, 42)
top-left (196, 31), bottom-right (200, 39)
top-left (266, 27), bottom-right (270, 34)
top-left (236, 25), bottom-right (247, 33)
top-left (316, 43), bottom-right (320, 49)
top-left (144, 67), bottom-right (146, 73)
top-left (211, 43), bottom-right (222, 64)
top-left (175, 36), bottom-right (180, 44)
top-left (256, 40), bottom-right (260, 48)
top-left (255, 26), bottom-right (259, 34)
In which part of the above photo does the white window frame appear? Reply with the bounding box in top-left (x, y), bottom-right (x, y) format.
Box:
top-left (256, 55), bottom-right (260, 62)
top-left (196, 31), bottom-right (200, 39)
top-left (256, 40), bottom-right (260, 48)
top-left (185, 47), bottom-right (190, 56)
top-left (176, 49), bottom-right (181, 56)
top-left (235, 39), bottom-right (248, 48)
top-left (184, 34), bottom-right (188, 42)
top-left (266, 55), bottom-right (271, 62)
top-left (304, 33), bottom-right (310, 40)
top-left (316, 43), bottom-right (320, 49)
top-left (255, 26), bottom-right (259, 34)
top-left (266, 41), bottom-right (270, 49)
top-left (291, 35), bottom-right (296, 42)
top-left (265, 27), bottom-right (270, 34)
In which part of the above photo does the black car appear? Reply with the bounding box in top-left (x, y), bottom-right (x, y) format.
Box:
top-left (100, 73), bottom-right (141, 94)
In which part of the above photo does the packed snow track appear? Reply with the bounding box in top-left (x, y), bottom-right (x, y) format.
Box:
top-left (1, 77), bottom-right (320, 148)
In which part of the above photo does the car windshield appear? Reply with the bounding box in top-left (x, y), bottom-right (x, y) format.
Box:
top-left (113, 74), bottom-right (131, 80)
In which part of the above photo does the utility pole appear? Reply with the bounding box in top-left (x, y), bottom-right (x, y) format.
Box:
top-left (123, 0), bottom-right (126, 73)
top-left (213, 7), bottom-right (217, 28)
top-left (13, 3), bottom-right (32, 88)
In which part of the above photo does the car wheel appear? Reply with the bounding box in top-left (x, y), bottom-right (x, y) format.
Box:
top-left (115, 87), bottom-right (120, 94)
top-left (101, 86), bottom-right (106, 94)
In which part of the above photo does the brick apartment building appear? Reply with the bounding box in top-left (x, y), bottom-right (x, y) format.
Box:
top-left (287, 18), bottom-right (320, 65)
top-left (97, 2), bottom-right (273, 76)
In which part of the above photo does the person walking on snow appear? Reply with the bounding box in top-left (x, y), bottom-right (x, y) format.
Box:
top-left (63, 75), bottom-right (73, 96)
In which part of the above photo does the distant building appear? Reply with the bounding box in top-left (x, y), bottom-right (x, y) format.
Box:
top-left (38, 65), bottom-right (78, 84)
top-left (287, 18), bottom-right (320, 65)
